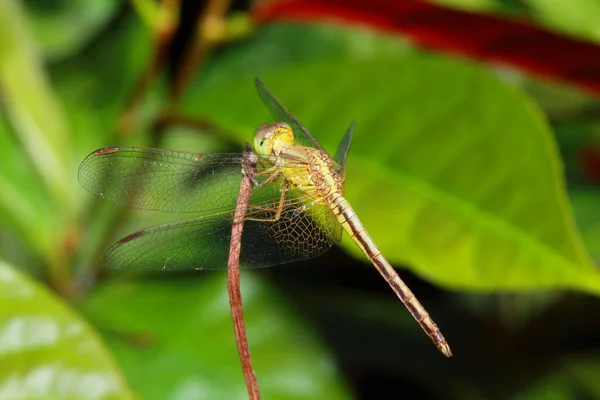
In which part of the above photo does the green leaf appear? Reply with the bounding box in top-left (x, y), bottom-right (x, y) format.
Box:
top-left (182, 48), bottom-right (599, 293)
top-left (513, 355), bottom-right (600, 400)
top-left (570, 188), bottom-right (600, 263)
top-left (428, 0), bottom-right (502, 13)
top-left (0, 260), bottom-right (132, 399)
top-left (0, 115), bottom-right (54, 260)
top-left (129, 0), bottom-right (165, 30)
top-left (78, 274), bottom-right (352, 400)
top-left (430, 0), bottom-right (600, 42)
top-left (196, 24), bottom-right (411, 92)
top-left (521, 0), bottom-right (600, 42)
top-left (0, 0), bottom-right (72, 210)
top-left (23, 0), bottom-right (120, 61)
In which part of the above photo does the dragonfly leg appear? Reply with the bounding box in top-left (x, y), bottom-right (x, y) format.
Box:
top-left (246, 180), bottom-right (289, 223)
top-left (254, 165), bottom-right (277, 176)
top-left (254, 168), bottom-right (281, 189)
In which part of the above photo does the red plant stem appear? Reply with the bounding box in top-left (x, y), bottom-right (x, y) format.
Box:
top-left (227, 144), bottom-right (261, 400)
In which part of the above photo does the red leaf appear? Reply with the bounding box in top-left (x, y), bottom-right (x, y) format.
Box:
top-left (252, 0), bottom-right (600, 97)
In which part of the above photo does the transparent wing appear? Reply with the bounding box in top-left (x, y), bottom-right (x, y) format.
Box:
top-left (334, 121), bottom-right (355, 181)
top-left (105, 190), bottom-right (343, 270)
top-left (255, 77), bottom-right (333, 158)
top-left (78, 146), bottom-right (282, 213)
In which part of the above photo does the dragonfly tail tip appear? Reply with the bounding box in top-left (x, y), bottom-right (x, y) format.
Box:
top-left (440, 344), bottom-right (453, 358)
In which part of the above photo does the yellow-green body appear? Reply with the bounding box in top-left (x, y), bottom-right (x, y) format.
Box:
top-left (254, 122), bottom-right (452, 357)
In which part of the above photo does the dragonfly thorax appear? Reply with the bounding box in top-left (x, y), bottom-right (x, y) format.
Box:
top-left (254, 122), bottom-right (294, 157)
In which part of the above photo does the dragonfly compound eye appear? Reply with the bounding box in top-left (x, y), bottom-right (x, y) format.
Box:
top-left (254, 124), bottom-right (277, 155)
top-left (255, 124), bottom-right (275, 140)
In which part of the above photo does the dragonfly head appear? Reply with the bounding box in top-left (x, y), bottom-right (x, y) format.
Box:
top-left (254, 122), bottom-right (294, 156)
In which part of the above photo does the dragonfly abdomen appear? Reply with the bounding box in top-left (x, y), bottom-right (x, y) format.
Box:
top-left (330, 194), bottom-right (453, 357)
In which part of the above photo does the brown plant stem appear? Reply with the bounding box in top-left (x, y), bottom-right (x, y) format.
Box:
top-left (169, 0), bottom-right (232, 102)
top-left (227, 144), bottom-right (261, 399)
top-left (119, 0), bottom-right (180, 134)
top-left (151, 112), bottom-right (239, 147)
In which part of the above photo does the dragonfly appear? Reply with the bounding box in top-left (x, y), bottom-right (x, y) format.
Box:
top-left (78, 78), bottom-right (452, 357)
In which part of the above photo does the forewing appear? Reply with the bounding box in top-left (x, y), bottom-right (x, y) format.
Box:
top-left (78, 147), bottom-right (264, 213)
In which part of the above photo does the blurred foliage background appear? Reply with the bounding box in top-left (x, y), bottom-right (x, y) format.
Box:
top-left (2, 0), bottom-right (600, 399)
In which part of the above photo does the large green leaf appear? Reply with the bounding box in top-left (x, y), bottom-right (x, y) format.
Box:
top-left (78, 274), bottom-right (351, 400)
top-left (181, 51), bottom-right (599, 293)
top-left (0, 260), bottom-right (132, 399)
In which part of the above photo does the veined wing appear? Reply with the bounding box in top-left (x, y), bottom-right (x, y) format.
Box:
top-left (334, 121), bottom-right (355, 181)
top-left (255, 78), bottom-right (333, 159)
top-left (78, 146), bottom-right (283, 214)
top-left (105, 187), bottom-right (343, 270)
top-left (256, 78), bottom-right (355, 178)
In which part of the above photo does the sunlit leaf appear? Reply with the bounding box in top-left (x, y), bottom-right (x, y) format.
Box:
top-left (429, 0), bottom-right (500, 12)
top-left (0, 260), bottom-right (132, 399)
top-left (182, 51), bottom-right (599, 294)
top-left (195, 24), bottom-right (411, 94)
top-left (435, 0), bottom-right (600, 41)
top-left (520, 0), bottom-right (600, 42)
